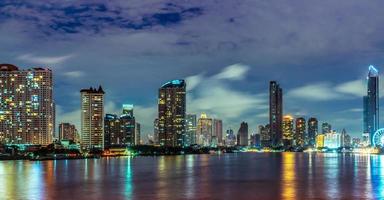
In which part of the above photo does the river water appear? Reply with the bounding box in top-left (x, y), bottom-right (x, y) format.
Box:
top-left (0, 153), bottom-right (383, 200)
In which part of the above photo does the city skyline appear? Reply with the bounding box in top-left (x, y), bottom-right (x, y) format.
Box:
top-left (2, 1), bottom-right (384, 139)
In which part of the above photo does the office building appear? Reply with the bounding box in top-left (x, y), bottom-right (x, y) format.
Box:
top-left (197, 113), bottom-right (213, 146)
top-left (185, 114), bottom-right (197, 146)
top-left (269, 81), bottom-right (283, 147)
top-left (213, 119), bottom-right (223, 146)
top-left (324, 131), bottom-right (342, 149)
top-left (238, 122), bottom-right (248, 146)
top-left (225, 129), bottom-right (236, 147)
top-left (321, 123), bottom-right (332, 134)
top-left (135, 122), bottom-right (141, 145)
top-left (307, 118), bottom-right (318, 147)
top-left (363, 65), bottom-right (379, 145)
top-left (158, 79), bottom-right (186, 147)
top-left (80, 86), bottom-right (104, 150)
top-left (58, 123), bottom-right (77, 142)
top-left (295, 117), bottom-right (306, 147)
top-left (282, 115), bottom-right (294, 147)
top-left (0, 64), bottom-right (54, 145)
top-left (259, 124), bottom-right (271, 147)
top-left (154, 118), bottom-right (159, 145)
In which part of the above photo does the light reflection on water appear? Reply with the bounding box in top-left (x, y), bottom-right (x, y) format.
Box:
top-left (0, 153), bottom-right (384, 200)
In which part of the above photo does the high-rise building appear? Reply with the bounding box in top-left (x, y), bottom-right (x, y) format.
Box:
top-left (0, 64), bottom-right (54, 145)
top-left (250, 133), bottom-right (261, 148)
top-left (197, 113), bottom-right (213, 146)
top-left (321, 123), bottom-right (332, 134)
top-left (259, 124), bottom-right (271, 147)
top-left (135, 122), bottom-right (141, 145)
top-left (269, 81), bottom-right (283, 147)
top-left (80, 86), bottom-right (105, 150)
top-left (225, 129), bottom-right (236, 147)
top-left (153, 118), bottom-right (159, 145)
top-left (295, 117), bottom-right (306, 147)
top-left (185, 114), bottom-right (197, 146)
top-left (213, 119), bottom-right (223, 146)
top-left (315, 134), bottom-right (325, 148)
top-left (104, 105), bottom-right (136, 148)
top-left (158, 79), bottom-right (186, 147)
top-left (307, 118), bottom-right (318, 147)
top-left (58, 123), bottom-right (77, 141)
top-left (340, 128), bottom-right (351, 148)
top-left (324, 131), bottom-right (342, 149)
top-left (363, 65), bottom-right (379, 146)
top-left (282, 115), bottom-right (294, 147)
top-left (238, 122), bottom-right (248, 146)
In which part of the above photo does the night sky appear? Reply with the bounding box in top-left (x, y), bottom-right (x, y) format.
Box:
top-left (1, 0), bottom-right (384, 139)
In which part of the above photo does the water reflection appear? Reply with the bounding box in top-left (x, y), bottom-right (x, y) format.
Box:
top-left (281, 153), bottom-right (297, 200)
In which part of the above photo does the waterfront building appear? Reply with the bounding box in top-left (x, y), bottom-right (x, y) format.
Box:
top-left (80, 86), bottom-right (104, 150)
top-left (250, 133), bottom-right (261, 148)
top-left (154, 118), bottom-right (159, 145)
top-left (269, 81), bottom-right (283, 147)
top-left (321, 123), bottom-right (332, 134)
top-left (158, 79), bottom-right (186, 147)
top-left (238, 122), bottom-right (249, 146)
top-left (324, 131), bottom-right (342, 149)
top-left (185, 114), bottom-right (197, 146)
top-left (352, 137), bottom-right (361, 147)
top-left (104, 114), bottom-right (120, 148)
top-left (295, 117), bottom-right (306, 147)
top-left (282, 115), bottom-right (294, 147)
top-left (58, 123), bottom-right (77, 142)
top-left (307, 118), bottom-right (318, 147)
top-left (135, 122), bottom-right (141, 145)
top-left (0, 64), bottom-right (54, 145)
top-left (196, 113), bottom-right (213, 146)
top-left (363, 65), bottom-right (379, 146)
top-left (213, 119), bottom-right (223, 146)
top-left (259, 124), bottom-right (271, 147)
top-left (315, 134), bottom-right (325, 148)
top-left (225, 129), bottom-right (236, 147)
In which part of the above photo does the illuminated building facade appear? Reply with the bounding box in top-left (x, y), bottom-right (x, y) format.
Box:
top-left (185, 114), bottom-right (197, 146)
top-left (158, 79), bottom-right (186, 147)
top-left (154, 118), bottom-right (159, 145)
top-left (213, 119), bottom-right (223, 146)
top-left (0, 64), bottom-right (54, 145)
top-left (269, 81), bottom-right (283, 147)
top-left (363, 65), bottom-right (379, 146)
top-left (80, 86), bottom-right (104, 150)
top-left (282, 115), bottom-right (294, 147)
top-left (324, 131), bottom-right (341, 149)
top-left (307, 118), bottom-right (318, 147)
top-left (58, 123), bottom-right (77, 141)
top-left (295, 117), bottom-right (306, 147)
top-left (225, 129), bottom-right (236, 147)
top-left (315, 134), bottom-right (325, 148)
top-left (259, 124), bottom-right (271, 147)
top-left (197, 113), bottom-right (213, 146)
top-left (135, 122), bottom-right (141, 145)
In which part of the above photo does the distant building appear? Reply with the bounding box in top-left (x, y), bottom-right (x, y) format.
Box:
top-left (154, 119), bottom-right (159, 145)
top-left (58, 123), bottom-right (77, 142)
top-left (363, 65), bottom-right (379, 146)
top-left (352, 137), bottom-right (361, 147)
top-left (197, 113), bottom-right (213, 146)
top-left (104, 114), bottom-right (120, 148)
top-left (213, 119), bottom-right (223, 146)
top-left (340, 128), bottom-right (351, 148)
top-left (315, 134), bottom-right (325, 148)
top-left (185, 114), bottom-right (197, 146)
top-left (80, 86), bottom-right (105, 150)
top-left (250, 133), bottom-right (261, 148)
top-left (282, 115), bottom-right (294, 147)
top-left (259, 124), bottom-right (271, 147)
top-left (0, 64), bottom-right (54, 145)
top-left (238, 122), bottom-right (249, 146)
top-left (307, 118), bottom-right (318, 147)
top-left (135, 122), bottom-right (141, 145)
top-left (158, 79), bottom-right (186, 147)
top-left (324, 131), bottom-right (342, 149)
top-left (225, 129), bottom-right (236, 147)
top-left (321, 123), bottom-right (332, 134)
top-left (295, 117), bottom-right (306, 147)
top-left (269, 81), bottom-right (283, 147)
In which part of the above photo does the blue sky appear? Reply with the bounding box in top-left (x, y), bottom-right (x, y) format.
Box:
top-left (1, 0), bottom-right (384, 139)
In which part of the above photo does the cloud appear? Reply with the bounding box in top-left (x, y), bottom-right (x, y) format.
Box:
top-left (63, 71), bottom-right (85, 78)
top-left (185, 74), bottom-right (203, 91)
top-left (213, 63), bottom-right (250, 80)
top-left (17, 54), bottom-right (73, 65)
top-left (335, 79), bottom-right (365, 97)
top-left (287, 83), bottom-right (343, 101)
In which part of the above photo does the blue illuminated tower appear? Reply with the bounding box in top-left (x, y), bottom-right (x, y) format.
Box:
top-left (363, 65), bottom-right (379, 146)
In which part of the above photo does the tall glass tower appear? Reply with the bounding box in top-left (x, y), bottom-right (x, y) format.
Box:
top-left (269, 81), bottom-right (283, 147)
top-left (363, 65), bottom-right (379, 146)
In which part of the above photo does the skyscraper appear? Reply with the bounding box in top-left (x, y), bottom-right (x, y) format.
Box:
top-left (80, 86), bottom-right (104, 150)
top-left (307, 118), bottom-right (318, 147)
top-left (363, 65), bottom-right (379, 146)
top-left (213, 119), bottom-right (223, 146)
top-left (269, 81), bottom-right (283, 147)
top-left (197, 113), bottom-right (213, 146)
top-left (238, 122), bottom-right (249, 146)
top-left (135, 122), bottom-right (141, 145)
top-left (282, 115), bottom-right (294, 147)
top-left (0, 64), bottom-right (54, 145)
top-left (104, 114), bottom-right (120, 148)
top-left (153, 118), bottom-right (159, 145)
top-left (295, 117), bottom-right (306, 147)
top-left (225, 128), bottom-right (236, 147)
top-left (321, 123), bottom-right (332, 134)
top-left (259, 124), bottom-right (271, 147)
top-left (158, 79), bottom-right (186, 147)
top-left (185, 114), bottom-right (197, 146)
top-left (58, 123), bottom-right (77, 141)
